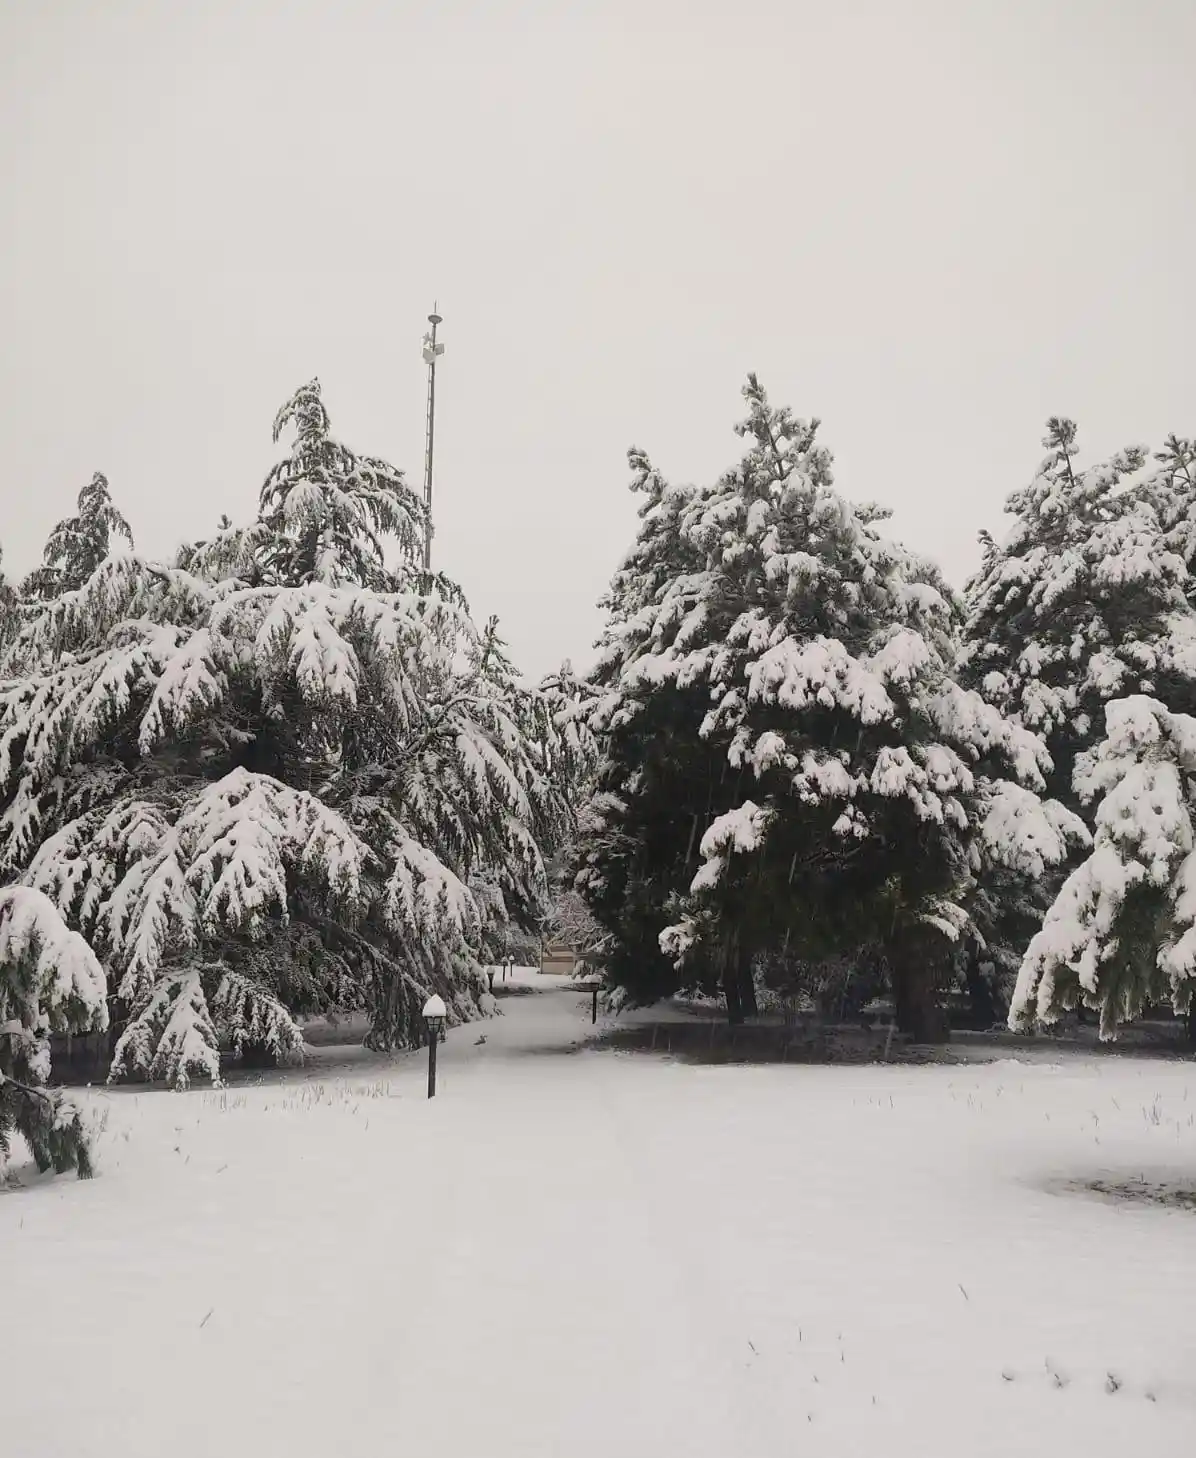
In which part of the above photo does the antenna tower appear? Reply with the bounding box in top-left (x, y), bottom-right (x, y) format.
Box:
top-left (421, 305), bottom-right (444, 572)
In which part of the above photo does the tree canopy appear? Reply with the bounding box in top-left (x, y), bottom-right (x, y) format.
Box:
top-left (0, 381), bottom-right (572, 1102)
top-left (576, 379), bottom-right (1084, 1038)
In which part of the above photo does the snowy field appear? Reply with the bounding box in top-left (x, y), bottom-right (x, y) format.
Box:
top-left (3, 981), bottom-right (1195, 1458)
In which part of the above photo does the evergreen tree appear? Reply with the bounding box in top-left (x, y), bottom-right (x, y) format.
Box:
top-left (258, 380), bottom-right (425, 589)
top-left (960, 419), bottom-right (1188, 809)
top-left (1140, 434), bottom-right (1196, 583)
top-left (578, 380), bottom-right (1084, 1038)
top-left (0, 382), bottom-right (566, 1085)
top-left (962, 419), bottom-right (1196, 1025)
top-left (1011, 695), bottom-right (1196, 1041)
top-left (22, 471), bottom-right (133, 601)
top-left (0, 886), bottom-right (107, 1178)
top-left (573, 445), bottom-right (732, 1010)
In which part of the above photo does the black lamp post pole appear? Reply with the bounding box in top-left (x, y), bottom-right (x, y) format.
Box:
top-left (591, 985), bottom-right (598, 1025)
top-left (427, 1027), bottom-right (438, 1099)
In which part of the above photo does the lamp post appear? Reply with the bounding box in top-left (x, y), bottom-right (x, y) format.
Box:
top-left (422, 994), bottom-right (447, 1098)
top-left (584, 975), bottom-right (602, 1025)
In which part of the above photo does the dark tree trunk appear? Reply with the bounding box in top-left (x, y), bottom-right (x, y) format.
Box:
top-left (724, 968), bottom-right (744, 1026)
top-left (1185, 1002), bottom-right (1196, 1051)
top-left (891, 956), bottom-right (949, 1044)
top-left (963, 949), bottom-right (1003, 1029)
top-left (738, 959), bottom-right (759, 1019)
top-left (722, 940), bottom-right (755, 1025)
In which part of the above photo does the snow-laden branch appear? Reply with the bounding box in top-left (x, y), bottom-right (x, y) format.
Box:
top-left (1012, 697), bottom-right (1196, 1036)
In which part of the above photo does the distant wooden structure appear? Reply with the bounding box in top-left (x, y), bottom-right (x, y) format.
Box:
top-left (539, 938), bottom-right (577, 975)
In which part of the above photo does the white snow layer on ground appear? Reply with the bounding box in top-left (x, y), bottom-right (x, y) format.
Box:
top-left (2, 983), bottom-right (1195, 1457)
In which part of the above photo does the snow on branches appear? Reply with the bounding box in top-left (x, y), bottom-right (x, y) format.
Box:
top-left (978, 781), bottom-right (1089, 882)
top-left (21, 471), bottom-right (134, 603)
top-left (0, 382), bottom-right (569, 1087)
top-left (654, 382), bottom-right (1066, 915)
top-left (0, 885), bottom-right (108, 1177)
top-left (1012, 696), bottom-right (1196, 1037)
top-left (258, 379), bottom-right (426, 589)
top-left (580, 377), bottom-right (1080, 1035)
top-left (0, 885), bottom-right (108, 1058)
top-left (958, 415), bottom-right (1196, 1031)
top-left (960, 418), bottom-right (1195, 804)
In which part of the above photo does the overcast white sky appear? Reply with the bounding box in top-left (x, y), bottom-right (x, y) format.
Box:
top-left (2, 0), bottom-right (1192, 678)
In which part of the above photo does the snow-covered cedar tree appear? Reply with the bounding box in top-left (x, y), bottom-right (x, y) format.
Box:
top-left (960, 419), bottom-right (1196, 811)
top-left (537, 658), bottom-right (601, 814)
top-left (469, 649), bottom-right (599, 969)
top-left (532, 659), bottom-right (604, 967)
top-left (0, 886), bottom-right (107, 1178)
top-left (21, 471), bottom-right (134, 602)
top-left (0, 380), bottom-right (569, 1087)
top-left (1012, 696), bottom-right (1196, 1043)
top-left (577, 378), bottom-right (1086, 1039)
top-left (961, 420), bottom-right (1196, 1021)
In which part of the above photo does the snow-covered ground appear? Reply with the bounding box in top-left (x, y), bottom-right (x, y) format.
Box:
top-left (3, 983), bottom-right (1194, 1457)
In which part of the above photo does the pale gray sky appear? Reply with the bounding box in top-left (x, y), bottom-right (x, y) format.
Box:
top-left (2, 0), bottom-right (1192, 678)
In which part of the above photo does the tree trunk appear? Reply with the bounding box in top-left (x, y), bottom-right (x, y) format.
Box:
top-left (724, 967), bottom-right (744, 1026)
top-left (963, 949), bottom-right (1003, 1029)
top-left (891, 955), bottom-right (949, 1044)
top-left (738, 959), bottom-right (759, 1020)
top-left (1185, 1001), bottom-right (1196, 1051)
top-left (722, 939), bottom-right (756, 1025)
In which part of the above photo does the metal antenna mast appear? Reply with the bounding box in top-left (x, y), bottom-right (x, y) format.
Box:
top-left (421, 304), bottom-right (444, 572)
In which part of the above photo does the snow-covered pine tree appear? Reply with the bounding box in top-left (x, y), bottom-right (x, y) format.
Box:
top-left (960, 419), bottom-right (1191, 810)
top-left (0, 381), bottom-right (567, 1086)
top-left (0, 886), bottom-right (107, 1178)
top-left (1011, 695), bottom-right (1196, 1042)
top-left (579, 379), bottom-right (1085, 1038)
top-left (1139, 434), bottom-right (1196, 583)
top-left (573, 446), bottom-right (735, 1010)
top-left (21, 471), bottom-right (133, 602)
top-left (961, 419), bottom-right (1196, 1030)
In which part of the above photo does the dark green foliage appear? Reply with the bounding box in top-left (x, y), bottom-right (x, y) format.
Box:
top-left (577, 381), bottom-right (1078, 1039)
top-left (0, 1078), bottom-right (95, 1179)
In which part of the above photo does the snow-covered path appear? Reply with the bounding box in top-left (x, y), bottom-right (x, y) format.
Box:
top-left (3, 982), bottom-right (1195, 1456)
